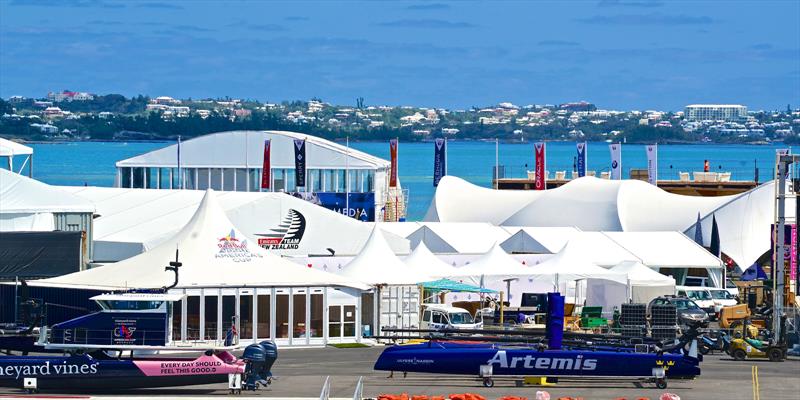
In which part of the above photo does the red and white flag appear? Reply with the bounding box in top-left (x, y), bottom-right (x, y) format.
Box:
top-left (260, 139), bottom-right (271, 189)
top-left (389, 138), bottom-right (399, 187)
top-left (534, 142), bottom-right (546, 190)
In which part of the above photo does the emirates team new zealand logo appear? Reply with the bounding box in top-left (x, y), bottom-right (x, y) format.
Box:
top-left (256, 209), bottom-right (306, 250)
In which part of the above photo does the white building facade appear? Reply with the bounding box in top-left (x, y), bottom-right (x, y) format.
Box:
top-left (684, 104), bottom-right (747, 121)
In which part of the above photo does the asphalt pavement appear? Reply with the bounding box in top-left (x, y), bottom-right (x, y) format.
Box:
top-left (1, 346), bottom-right (798, 399)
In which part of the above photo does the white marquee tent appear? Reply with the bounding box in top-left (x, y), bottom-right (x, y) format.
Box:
top-left (450, 243), bottom-right (532, 278)
top-left (0, 138), bottom-right (33, 175)
top-left (406, 222), bottom-right (512, 254)
top-left (58, 185), bottom-right (410, 262)
top-left (426, 176), bottom-right (778, 269)
top-left (501, 226), bottom-right (582, 254)
top-left (0, 169), bottom-right (94, 231)
top-left (403, 242), bottom-right (458, 278)
top-left (610, 260), bottom-right (676, 303)
top-left (37, 190), bottom-right (367, 291)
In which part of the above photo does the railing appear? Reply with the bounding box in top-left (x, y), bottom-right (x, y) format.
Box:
top-left (494, 164), bottom-right (764, 182)
top-left (48, 328), bottom-right (167, 346)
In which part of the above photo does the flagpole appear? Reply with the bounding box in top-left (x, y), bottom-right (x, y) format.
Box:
top-left (177, 135), bottom-right (183, 190)
top-left (245, 132), bottom-right (249, 192)
top-left (346, 135), bottom-right (350, 218)
top-left (495, 138), bottom-right (499, 189)
top-left (444, 137), bottom-right (448, 177)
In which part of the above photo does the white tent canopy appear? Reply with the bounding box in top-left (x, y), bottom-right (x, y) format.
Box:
top-left (339, 226), bottom-right (429, 285)
top-left (604, 231), bottom-right (722, 269)
top-left (0, 138), bottom-right (32, 157)
top-left (403, 242), bottom-right (458, 278)
top-left (427, 176), bottom-right (776, 269)
top-left (0, 169), bottom-right (94, 231)
top-left (407, 222), bottom-right (512, 254)
top-left (528, 240), bottom-right (627, 285)
top-left (37, 190), bottom-right (367, 290)
top-left (58, 185), bottom-right (409, 262)
top-left (500, 226), bottom-right (582, 254)
top-left (610, 260), bottom-right (676, 303)
top-left (450, 243), bottom-right (531, 277)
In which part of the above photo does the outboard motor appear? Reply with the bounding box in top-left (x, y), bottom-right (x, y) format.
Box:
top-left (242, 340), bottom-right (278, 390)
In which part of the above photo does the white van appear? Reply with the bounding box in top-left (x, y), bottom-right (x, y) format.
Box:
top-left (421, 304), bottom-right (483, 331)
top-left (707, 288), bottom-right (738, 314)
top-left (676, 286), bottom-right (716, 315)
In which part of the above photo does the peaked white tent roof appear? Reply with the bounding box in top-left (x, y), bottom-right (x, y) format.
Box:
top-left (500, 227), bottom-right (582, 254)
top-left (403, 242), bottom-right (458, 278)
top-left (339, 226), bottom-right (429, 285)
top-left (0, 138), bottom-right (32, 157)
top-left (528, 240), bottom-right (625, 283)
top-left (425, 176), bottom-right (540, 224)
top-left (407, 222), bottom-right (512, 254)
top-left (604, 231), bottom-right (721, 269)
top-left (37, 190), bottom-right (367, 290)
top-left (564, 232), bottom-right (640, 267)
top-left (0, 169), bottom-right (94, 217)
top-left (58, 185), bottom-right (409, 262)
top-left (450, 243), bottom-right (531, 277)
top-left (428, 176), bottom-right (771, 269)
top-left (610, 260), bottom-right (676, 286)
top-left (116, 130), bottom-right (388, 170)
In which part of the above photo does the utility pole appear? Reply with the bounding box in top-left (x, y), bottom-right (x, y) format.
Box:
top-left (773, 153), bottom-right (797, 346)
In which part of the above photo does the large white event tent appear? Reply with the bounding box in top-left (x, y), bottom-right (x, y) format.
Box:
top-left (0, 138), bottom-right (33, 175)
top-left (37, 190), bottom-right (368, 347)
top-left (500, 227), bottom-right (582, 254)
top-left (610, 260), bottom-right (676, 303)
top-left (450, 243), bottom-right (532, 278)
top-left (406, 222), bottom-right (512, 254)
top-left (403, 242), bottom-right (459, 278)
top-left (426, 175), bottom-right (780, 270)
top-left (58, 185), bottom-right (410, 262)
top-left (339, 227), bottom-right (428, 337)
top-left (0, 169), bottom-right (95, 232)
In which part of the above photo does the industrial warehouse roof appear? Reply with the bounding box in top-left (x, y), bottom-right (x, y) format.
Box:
top-left (115, 130), bottom-right (389, 169)
top-left (37, 190), bottom-right (368, 291)
top-left (425, 175), bottom-right (785, 270)
top-left (58, 185), bottom-right (410, 262)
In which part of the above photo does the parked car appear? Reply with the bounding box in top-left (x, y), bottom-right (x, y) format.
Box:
top-left (677, 286), bottom-right (717, 316)
top-left (648, 296), bottom-right (709, 327)
top-left (724, 278), bottom-right (740, 299)
top-left (421, 304), bottom-right (483, 331)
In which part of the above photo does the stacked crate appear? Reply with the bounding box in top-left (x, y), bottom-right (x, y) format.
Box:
top-left (619, 303), bottom-right (647, 337)
top-left (650, 304), bottom-right (678, 341)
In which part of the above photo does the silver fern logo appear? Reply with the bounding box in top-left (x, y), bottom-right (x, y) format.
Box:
top-left (255, 209), bottom-right (306, 250)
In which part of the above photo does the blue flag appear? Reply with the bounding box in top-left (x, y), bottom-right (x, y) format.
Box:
top-left (433, 138), bottom-right (447, 186)
top-left (576, 142), bottom-right (587, 177)
top-left (294, 139), bottom-right (306, 188)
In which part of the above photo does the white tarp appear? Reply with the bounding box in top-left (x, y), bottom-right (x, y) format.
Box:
top-left (406, 222), bottom-right (512, 254)
top-left (36, 190), bottom-right (368, 290)
top-left (339, 226), bottom-right (429, 285)
top-left (0, 169), bottom-right (94, 232)
top-left (500, 226), bottom-right (582, 254)
top-left (603, 231), bottom-right (722, 269)
top-left (58, 186), bottom-right (409, 262)
top-left (610, 260), bottom-right (676, 303)
top-left (0, 137), bottom-right (32, 164)
top-left (403, 242), bottom-right (458, 278)
top-left (427, 175), bottom-right (776, 269)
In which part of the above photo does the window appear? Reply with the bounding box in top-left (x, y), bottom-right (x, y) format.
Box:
top-left (172, 168), bottom-right (180, 189)
top-left (343, 305), bottom-right (356, 337)
top-left (293, 294), bottom-right (306, 339)
top-left (310, 293), bottom-right (323, 338)
top-left (210, 168), bottom-right (223, 190)
top-left (364, 170), bottom-right (374, 192)
top-left (309, 169), bottom-right (321, 192)
top-left (348, 170), bottom-right (358, 193)
top-left (235, 169), bottom-right (247, 191)
top-left (273, 169), bottom-right (286, 192)
top-left (329, 306), bottom-right (341, 337)
top-left (423, 310), bottom-right (431, 322)
top-left (432, 312), bottom-right (443, 324)
top-left (184, 168), bottom-right (196, 190)
top-left (240, 295), bottom-right (253, 339)
top-left (335, 170), bottom-right (346, 192)
top-left (249, 168), bottom-right (260, 192)
top-left (171, 299), bottom-right (182, 341)
top-left (222, 295), bottom-right (236, 335)
top-left (147, 168), bottom-right (158, 189)
top-left (133, 167), bottom-right (145, 188)
top-left (323, 170), bottom-right (335, 192)
top-left (256, 294), bottom-right (271, 339)
top-left (187, 296), bottom-right (200, 340)
top-left (159, 168), bottom-right (171, 189)
top-left (276, 294), bottom-right (289, 338)
top-left (286, 170), bottom-right (296, 192)
top-left (222, 168), bottom-right (234, 191)
top-left (120, 167), bottom-right (131, 188)
top-left (198, 169), bottom-right (210, 190)
top-left (204, 295), bottom-right (218, 340)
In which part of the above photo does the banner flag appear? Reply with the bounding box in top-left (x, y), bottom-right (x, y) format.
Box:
top-left (260, 139), bottom-right (271, 189)
top-left (609, 143), bottom-right (622, 180)
top-left (534, 142), bottom-right (546, 190)
top-left (646, 144), bottom-right (658, 185)
top-left (433, 138), bottom-right (447, 187)
top-left (294, 138), bottom-right (306, 188)
top-left (576, 142), bottom-right (587, 177)
top-left (389, 138), bottom-right (399, 187)
top-left (771, 223), bottom-right (797, 281)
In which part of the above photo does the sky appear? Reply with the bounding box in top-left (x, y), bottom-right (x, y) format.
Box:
top-left (0, 0), bottom-right (798, 111)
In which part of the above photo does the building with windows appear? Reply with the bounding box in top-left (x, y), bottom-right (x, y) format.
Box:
top-left (684, 104), bottom-right (747, 121)
top-left (115, 130), bottom-right (405, 221)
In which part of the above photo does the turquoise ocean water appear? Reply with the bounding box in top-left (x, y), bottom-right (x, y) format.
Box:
top-left (19, 140), bottom-right (788, 221)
